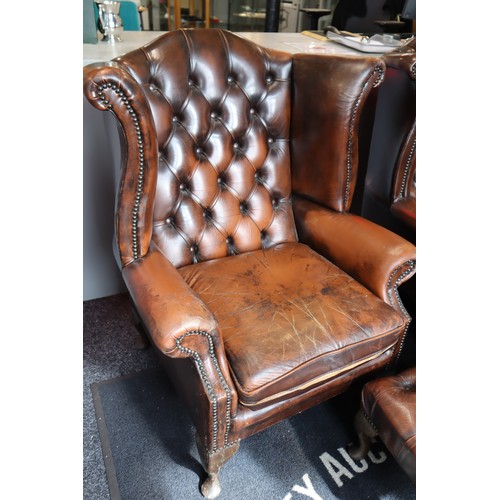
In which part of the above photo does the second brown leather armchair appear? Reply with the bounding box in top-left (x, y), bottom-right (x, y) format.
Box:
top-left (83, 29), bottom-right (416, 498)
top-left (359, 38), bottom-right (416, 244)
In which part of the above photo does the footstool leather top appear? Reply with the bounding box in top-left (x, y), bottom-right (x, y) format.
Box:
top-left (361, 366), bottom-right (416, 482)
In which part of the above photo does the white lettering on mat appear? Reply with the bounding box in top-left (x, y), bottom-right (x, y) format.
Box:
top-left (282, 441), bottom-right (388, 499)
top-left (337, 447), bottom-right (368, 473)
top-left (283, 474), bottom-right (324, 500)
top-left (319, 451), bottom-right (354, 488)
top-left (367, 448), bottom-right (387, 464)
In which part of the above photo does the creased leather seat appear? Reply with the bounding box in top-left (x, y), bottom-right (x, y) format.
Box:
top-left (179, 242), bottom-right (404, 407)
top-left (83, 29), bottom-right (416, 498)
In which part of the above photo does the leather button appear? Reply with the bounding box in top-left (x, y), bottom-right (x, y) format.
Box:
top-left (226, 236), bottom-right (233, 244)
top-left (188, 79), bottom-right (194, 87)
top-left (268, 137), bottom-right (274, 144)
top-left (227, 75), bottom-right (234, 84)
top-left (210, 111), bottom-right (218, 119)
top-left (190, 245), bottom-right (197, 253)
top-left (172, 116), bottom-right (178, 123)
top-left (254, 171), bottom-right (264, 185)
top-left (233, 142), bottom-right (239, 150)
top-left (249, 108), bottom-right (255, 115)
top-left (179, 183), bottom-right (186, 191)
top-left (166, 217), bottom-right (173, 225)
top-left (265, 75), bottom-right (273, 84)
top-left (196, 147), bottom-right (203, 154)
top-left (239, 202), bottom-right (247, 213)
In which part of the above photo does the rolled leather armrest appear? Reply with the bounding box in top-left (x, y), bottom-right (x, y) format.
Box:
top-left (293, 196), bottom-right (416, 305)
top-left (122, 243), bottom-right (221, 357)
top-left (123, 242), bottom-right (239, 423)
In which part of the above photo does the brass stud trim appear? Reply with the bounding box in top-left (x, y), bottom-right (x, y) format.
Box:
top-left (176, 330), bottom-right (233, 451)
top-left (386, 260), bottom-right (415, 364)
top-left (398, 138), bottom-right (416, 199)
top-left (99, 83), bottom-right (144, 260)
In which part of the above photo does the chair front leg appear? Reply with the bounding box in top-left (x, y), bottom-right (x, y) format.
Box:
top-left (196, 434), bottom-right (240, 498)
top-left (175, 330), bottom-right (240, 498)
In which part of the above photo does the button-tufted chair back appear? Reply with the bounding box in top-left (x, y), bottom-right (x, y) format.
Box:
top-left (113, 29), bottom-right (297, 268)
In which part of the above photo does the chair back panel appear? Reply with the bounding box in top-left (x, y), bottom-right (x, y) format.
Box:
top-left (115, 29), bottom-right (297, 267)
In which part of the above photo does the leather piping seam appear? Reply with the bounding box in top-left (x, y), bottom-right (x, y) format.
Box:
top-left (238, 342), bottom-right (396, 407)
top-left (360, 408), bottom-right (379, 433)
top-left (228, 322), bottom-right (404, 400)
top-left (96, 82), bottom-right (145, 261)
top-left (175, 330), bottom-right (232, 451)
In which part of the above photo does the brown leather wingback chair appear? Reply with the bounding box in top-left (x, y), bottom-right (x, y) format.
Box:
top-left (83, 29), bottom-right (416, 498)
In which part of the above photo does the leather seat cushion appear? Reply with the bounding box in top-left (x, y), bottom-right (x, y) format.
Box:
top-left (178, 242), bottom-right (405, 407)
top-left (361, 366), bottom-right (416, 482)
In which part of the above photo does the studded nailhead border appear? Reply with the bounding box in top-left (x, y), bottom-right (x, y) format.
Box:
top-left (399, 137), bottom-right (416, 199)
top-left (386, 259), bottom-right (416, 364)
top-left (373, 65), bottom-right (385, 88)
top-left (96, 83), bottom-right (145, 260)
top-left (175, 330), bottom-right (233, 453)
top-left (361, 408), bottom-right (379, 434)
top-left (344, 65), bottom-right (385, 209)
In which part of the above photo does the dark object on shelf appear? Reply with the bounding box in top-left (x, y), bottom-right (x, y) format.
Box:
top-left (374, 20), bottom-right (406, 33)
top-left (299, 8), bottom-right (332, 30)
top-left (264, 0), bottom-right (281, 32)
top-left (331, 0), bottom-right (414, 34)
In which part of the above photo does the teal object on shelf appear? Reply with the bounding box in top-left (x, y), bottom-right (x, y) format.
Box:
top-left (118, 1), bottom-right (142, 30)
top-left (84, 0), bottom-right (98, 43)
top-left (94, 1), bottom-right (142, 31)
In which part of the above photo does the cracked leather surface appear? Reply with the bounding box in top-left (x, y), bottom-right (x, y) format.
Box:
top-left (179, 242), bottom-right (405, 406)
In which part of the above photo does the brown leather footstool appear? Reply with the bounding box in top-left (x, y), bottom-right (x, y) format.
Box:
top-left (348, 367), bottom-right (416, 482)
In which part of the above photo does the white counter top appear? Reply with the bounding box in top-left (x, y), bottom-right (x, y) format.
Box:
top-left (240, 31), bottom-right (363, 56)
top-left (83, 31), bottom-right (166, 66)
top-left (83, 30), bottom-right (367, 66)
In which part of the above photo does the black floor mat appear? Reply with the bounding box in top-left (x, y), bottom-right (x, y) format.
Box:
top-left (92, 367), bottom-right (416, 500)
